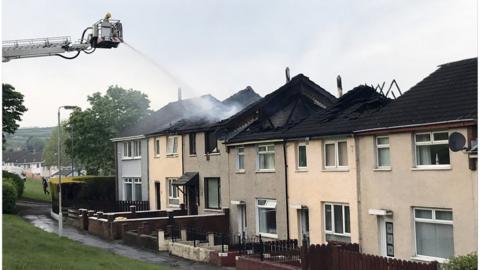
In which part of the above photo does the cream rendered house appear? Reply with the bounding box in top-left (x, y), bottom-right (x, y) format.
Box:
top-left (285, 86), bottom-right (389, 245)
top-left (355, 58), bottom-right (477, 262)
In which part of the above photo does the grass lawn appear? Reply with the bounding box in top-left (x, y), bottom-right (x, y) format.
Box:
top-left (3, 215), bottom-right (170, 270)
top-left (22, 178), bottom-right (51, 202)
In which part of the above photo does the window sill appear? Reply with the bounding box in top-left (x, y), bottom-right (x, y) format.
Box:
top-left (166, 154), bottom-right (179, 158)
top-left (295, 168), bottom-right (308, 172)
top-left (374, 167), bottom-right (391, 172)
top-left (204, 208), bottom-right (223, 213)
top-left (258, 232), bottom-right (278, 239)
top-left (205, 152), bottom-right (220, 156)
top-left (122, 157), bottom-right (141, 161)
top-left (321, 168), bottom-right (349, 172)
top-left (411, 165), bottom-right (451, 171)
top-left (188, 154), bottom-right (197, 157)
top-left (410, 255), bottom-right (449, 264)
top-left (256, 170), bottom-right (276, 173)
top-left (153, 155), bottom-right (161, 159)
top-left (235, 170), bottom-right (246, 174)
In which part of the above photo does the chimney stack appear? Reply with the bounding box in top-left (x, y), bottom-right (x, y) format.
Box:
top-left (178, 87), bottom-right (182, 101)
top-left (336, 75), bottom-right (343, 97)
top-left (285, 67), bottom-right (291, 83)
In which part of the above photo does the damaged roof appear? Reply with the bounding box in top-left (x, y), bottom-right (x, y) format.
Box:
top-left (283, 85), bottom-right (391, 139)
top-left (225, 74), bottom-right (337, 143)
top-left (357, 57), bottom-right (477, 132)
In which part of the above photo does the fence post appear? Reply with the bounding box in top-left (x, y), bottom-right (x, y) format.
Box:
top-left (180, 229), bottom-right (187, 241)
top-left (301, 234), bottom-right (309, 270)
top-left (330, 244), bottom-right (339, 270)
top-left (259, 234), bottom-right (264, 261)
top-left (221, 233), bottom-right (225, 253)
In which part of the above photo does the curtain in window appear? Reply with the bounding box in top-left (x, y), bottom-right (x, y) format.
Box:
top-left (338, 142), bottom-right (348, 166)
top-left (238, 154), bottom-right (245, 170)
top-left (416, 222), bottom-right (454, 258)
top-left (325, 144), bottom-right (335, 166)
top-left (378, 148), bottom-right (390, 166)
top-left (417, 146), bottom-right (432, 165)
top-left (259, 153), bottom-right (275, 169)
top-left (207, 179), bottom-right (219, 208)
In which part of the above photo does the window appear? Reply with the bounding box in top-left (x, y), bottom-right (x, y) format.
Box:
top-left (36, 163), bottom-right (40, 168)
top-left (415, 132), bottom-right (450, 167)
top-left (124, 178), bottom-right (142, 201)
top-left (256, 199), bottom-right (277, 237)
top-left (189, 133), bottom-right (196, 155)
top-left (205, 131), bottom-right (218, 153)
top-left (168, 178), bottom-right (179, 206)
top-left (123, 140), bottom-right (141, 158)
top-left (324, 203), bottom-right (350, 243)
top-left (236, 147), bottom-right (245, 171)
top-left (297, 143), bottom-right (307, 169)
top-left (155, 138), bottom-right (160, 157)
top-left (204, 178), bottom-right (220, 209)
top-left (414, 208), bottom-right (453, 259)
top-left (324, 141), bottom-right (348, 168)
top-left (167, 136), bottom-right (178, 155)
top-left (257, 144), bottom-right (275, 171)
top-left (376, 136), bottom-right (390, 168)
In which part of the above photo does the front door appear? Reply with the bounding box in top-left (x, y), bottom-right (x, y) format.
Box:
top-left (238, 204), bottom-right (247, 237)
top-left (299, 208), bottom-right (310, 245)
top-left (187, 185), bottom-right (198, 215)
top-left (155, 182), bottom-right (161, 210)
top-left (380, 217), bottom-right (394, 257)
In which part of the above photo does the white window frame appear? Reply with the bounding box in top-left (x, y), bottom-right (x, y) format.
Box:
top-left (167, 136), bottom-right (179, 156)
top-left (256, 198), bottom-right (278, 238)
top-left (375, 136), bottom-right (391, 168)
top-left (413, 207), bottom-right (453, 261)
top-left (236, 146), bottom-right (245, 172)
top-left (123, 177), bottom-right (142, 201)
top-left (168, 178), bottom-right (180, 207)
top-left (257, 144), bottom-right (275, 171)
top-left (297, 142), bottom-right (308, 170)
top-left (324, 203), bottom-right (351, 238)
top-left (154, 137), bottom-right (161, 157)
top-left (123, 141), bottom-right (132, 159)
top-left (414, 131), bottom-right (450, 169)
top-left (123, 140), bottom-right (141, 159)
top-left (133, 140), bottom-right (142, 158)
top-left (323, 140), bottom-right (348, 169)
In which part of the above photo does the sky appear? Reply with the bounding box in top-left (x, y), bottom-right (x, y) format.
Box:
top-left (2, 0), bottom-right (477, 127)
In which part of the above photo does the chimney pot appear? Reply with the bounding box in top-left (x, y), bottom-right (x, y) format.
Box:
top-left (285, 67), bottom-right (291, 83)
top-left (178, 88), bottom-right (182, 101)
top-left (337, 75), bottom-right (343, 97)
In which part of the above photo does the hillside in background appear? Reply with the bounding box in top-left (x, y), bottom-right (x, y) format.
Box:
top-left (4, 127), bottom-right (53, 152)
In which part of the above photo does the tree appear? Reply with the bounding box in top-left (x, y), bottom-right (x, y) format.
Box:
top-left (43, 124), bottom-right (72, 167)
top-left (65, 86), bottom-right (150, 175)
top-left (2, 84), bottom-right (27, 145)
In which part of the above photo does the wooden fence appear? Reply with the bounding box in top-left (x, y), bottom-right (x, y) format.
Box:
top-left (302, 243), bottom-right (438, 270)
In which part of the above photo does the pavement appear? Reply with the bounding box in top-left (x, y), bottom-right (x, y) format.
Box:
top-left (16, 200), bottom-right (229, 270)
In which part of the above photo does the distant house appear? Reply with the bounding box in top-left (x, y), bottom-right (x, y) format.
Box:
top-left (2, 150), bottom-right (56, 177)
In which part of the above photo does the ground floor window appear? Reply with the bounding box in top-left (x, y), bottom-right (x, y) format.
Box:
top-left (168, 178), bottom-right (180, 207)
top-left (324, 203), bottom-right (350, 243)
top-left (124, 178), bottom-right (142, 201)
top-left (204, 177), bottom-right (220, 209)
top-left (256, 199), bottom-right (277, 237)
top-left (414, 208), bottom-right (453, 259)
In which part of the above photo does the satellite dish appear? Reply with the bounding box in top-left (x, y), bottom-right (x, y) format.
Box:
top-left (448, 132), bottom-right (466, 152)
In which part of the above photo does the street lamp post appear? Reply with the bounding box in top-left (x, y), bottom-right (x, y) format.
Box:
top-left (57, 105), bottom-right (79, 237)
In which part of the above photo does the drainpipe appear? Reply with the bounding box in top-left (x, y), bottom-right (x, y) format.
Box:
top-left (114, 142), bottom-right (118, 201)
top-left (146, 138), bottom-right (149, 204)
top-left (354, 135), bottom-right (362, 250)
top-left (283, 141), bottom-right (290, 240)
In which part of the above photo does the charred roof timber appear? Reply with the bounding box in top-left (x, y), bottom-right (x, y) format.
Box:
top-left (337, 75), bottom-right (343, 97)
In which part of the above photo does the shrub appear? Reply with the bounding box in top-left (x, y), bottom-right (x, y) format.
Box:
top-left (3, 171), bottom-right (24, 198)
top-left (445, 253), bottom-right (477, 270)
top-left (3, 181), bottom-right (17, 213)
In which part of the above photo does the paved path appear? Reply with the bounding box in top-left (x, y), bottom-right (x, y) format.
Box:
top-left (16, 200), bottom-right (228, 270)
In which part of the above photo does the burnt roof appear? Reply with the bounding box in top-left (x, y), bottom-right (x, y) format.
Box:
top-left (222, 86), bottom-right (261, 109)
top-left (357, 57), bottom-right (477, 132)
top-left (225, 74), bottom-right (337, 143)
top-left (3, 150), bottom-right (43, 163)
top-left (283, 85), bottom-right (391, 138)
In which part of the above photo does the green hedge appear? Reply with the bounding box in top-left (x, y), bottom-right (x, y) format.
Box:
top-left (49, 176), bottom-right (115, 205)
top-left (3, 171), bottom-right (24, 198)
top-left (445, 253), bottom-right (477, 270)
top-left (3, 181), bottom-right (17, 213)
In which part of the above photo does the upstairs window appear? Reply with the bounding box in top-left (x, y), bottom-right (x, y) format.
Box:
top-left (189, 133), bottom-right (196, 155)
top-left (376, 136), bottom-right (390, 168)
top-left (297, 143), bottom-right (307, 169)
top-left (123, 141), bottom-right (132, 158)
top-left (123, 140), bottom-right (141, 158)
top-left (257, 144), bottom-right (275, 171)
top-left (133, 140), bottom-right (141, 158)
top-left (167, 136), bottom-right (178, 155)
top-left (155, 138), bottom-right (160, 157)
top-left (415, 132), bottom-right (450, 167)
top-left (205, 131), bottom-right (218, 153)
top-left (324, 141), bottom-right (348, 168)
top-left (236, 147), bottom-right (245, 171)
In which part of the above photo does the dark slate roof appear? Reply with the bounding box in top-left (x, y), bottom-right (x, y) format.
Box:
top-left (225, 74), bottom-right (337, 143)
top-left (357, 57), bottom-right (477, 132)
top-left (153, 87), bottom-right (262, 135)
top-left (115, 94), bottom-right (223, 138)
top-left (283, 85), bottom-right (391, 138)
top-left (2, 150), bottom-right (43, 163)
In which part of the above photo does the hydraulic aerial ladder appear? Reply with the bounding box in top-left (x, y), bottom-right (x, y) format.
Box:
top-left (2, 13), bottom-right (123, 62)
